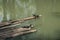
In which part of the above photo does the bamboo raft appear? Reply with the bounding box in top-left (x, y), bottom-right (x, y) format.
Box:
top-left (0, 15), bottom-right (40, 40)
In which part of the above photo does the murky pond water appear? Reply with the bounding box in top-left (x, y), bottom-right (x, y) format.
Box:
top-left (0, 0), bottom-right (60, 40)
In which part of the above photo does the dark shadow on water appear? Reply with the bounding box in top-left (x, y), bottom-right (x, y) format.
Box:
top-left (5, 35), bottom-right (24, 40)
top-left (54, 30), bottom-right (60, 40)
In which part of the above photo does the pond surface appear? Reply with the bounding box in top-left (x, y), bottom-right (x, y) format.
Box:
top-left (0, 0), bottom-right (60, 40)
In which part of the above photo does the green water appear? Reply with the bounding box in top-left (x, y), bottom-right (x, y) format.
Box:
top-left (0, 0), bottom-right (60, 40)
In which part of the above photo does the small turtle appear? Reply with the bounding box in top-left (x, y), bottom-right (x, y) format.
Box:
top-left (22, 24), bottom-right (34, 28)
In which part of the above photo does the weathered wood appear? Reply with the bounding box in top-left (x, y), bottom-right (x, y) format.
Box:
top-left (0, 27), bottom-right (36, 40)
top-left (0, 15), bottom-right (40, 29)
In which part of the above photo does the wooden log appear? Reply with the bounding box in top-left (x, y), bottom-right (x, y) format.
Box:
top-left (0, 15), bottom-right (40, 27)
top-left (11, 29), bottom-right (36, 37)
top-left (0, 27), bottom-right (36, 40)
